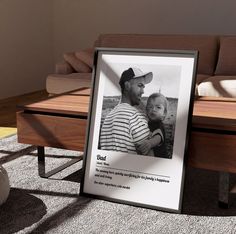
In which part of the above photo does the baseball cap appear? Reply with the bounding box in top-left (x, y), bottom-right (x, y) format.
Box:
top-left (119, 67), bottom-right (153, 87)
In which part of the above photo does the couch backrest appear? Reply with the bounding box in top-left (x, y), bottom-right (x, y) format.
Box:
top-left (215, 36), bottom-right (236, 75)
top-left (95, 34), bottom-right (219, 75)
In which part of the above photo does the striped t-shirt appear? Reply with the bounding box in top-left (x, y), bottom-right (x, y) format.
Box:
top-left (100, 103), bottom-right (150, 154)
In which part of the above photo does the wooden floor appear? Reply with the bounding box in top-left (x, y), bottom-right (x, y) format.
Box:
top-left (0, 90), bottom-right (49, 127)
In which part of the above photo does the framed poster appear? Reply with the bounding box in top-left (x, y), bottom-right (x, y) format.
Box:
top-left (80, 48), bottom-right (198, 213)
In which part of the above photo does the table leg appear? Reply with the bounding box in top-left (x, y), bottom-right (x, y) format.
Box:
top-left (218, 171), bottom-right (230, 208)
top-left (38, 146), bottom-right (46, 177)
top-left (37, 146), bottom-right (83, 178)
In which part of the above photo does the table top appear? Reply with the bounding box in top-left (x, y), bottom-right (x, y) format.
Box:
top-left (192, 96), bottom-right (236, 131)
top-left (18, 90), bottom-right (236, 132)
top-left (18, 88), bottom-right (91, 117)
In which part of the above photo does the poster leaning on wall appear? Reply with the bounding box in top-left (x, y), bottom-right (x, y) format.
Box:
top-left (80, 47), bottom-right (198, 213)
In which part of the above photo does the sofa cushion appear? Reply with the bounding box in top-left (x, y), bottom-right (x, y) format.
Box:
top-left (75, 48), bottom-right (94, 67)
top-left (198, 75), bottom-right (236, 97)
top-left (55, 61), bottom-right (75, 74)
top-left (215, 36), bottom-right (236, 75)
top-left (63, 52), bottom-right (92, 73)
top-left (97, 34), bottom-right (218, 75)
top-left (194, 74), bottom-right (210, 96)
top-left (46, 73), bottom-right (92, 95)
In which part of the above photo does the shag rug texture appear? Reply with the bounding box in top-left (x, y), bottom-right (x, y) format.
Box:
top-left (1, 135), bottom-right (236, 234)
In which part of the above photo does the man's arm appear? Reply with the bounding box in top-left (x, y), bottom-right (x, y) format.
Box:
top-left (136, 129), bottom-right (164, 155)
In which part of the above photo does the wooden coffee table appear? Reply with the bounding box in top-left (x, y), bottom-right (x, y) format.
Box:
top-left (17, 87), bottom-right (90, 178)
top-left (17, 91), bottom-right (236, 207)
top-left (189, 96), bottom-right (236, 207)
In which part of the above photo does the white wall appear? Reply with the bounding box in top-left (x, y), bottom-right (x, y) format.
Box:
top-left (0, 0), bottom-right (54, 99)
top-left (53, 0), bottom-right (236, 62)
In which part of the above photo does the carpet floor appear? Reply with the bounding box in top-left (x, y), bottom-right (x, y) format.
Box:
top-left (1, 135), bottom-right (236, 233)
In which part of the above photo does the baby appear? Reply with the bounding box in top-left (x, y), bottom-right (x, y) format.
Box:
top-left (136, 93), bottom-right (168, 158)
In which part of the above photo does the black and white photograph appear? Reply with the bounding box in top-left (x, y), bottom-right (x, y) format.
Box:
top-left (98, 65), bottom-right (179, 159)
top-left (81, 48), bottom-right (198, 213)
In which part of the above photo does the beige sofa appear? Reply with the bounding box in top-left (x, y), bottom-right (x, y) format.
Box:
top-left (46, 34), bottom-right (236, 97)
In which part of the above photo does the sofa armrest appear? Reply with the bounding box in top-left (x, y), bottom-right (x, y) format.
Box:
top-left (55, 61), bottom-right (75, 74)
top-left (55, 47), bottom-right (94, 75)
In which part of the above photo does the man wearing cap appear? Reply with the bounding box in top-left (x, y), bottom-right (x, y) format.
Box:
top-left (100, 67), bottom-right (154, 155)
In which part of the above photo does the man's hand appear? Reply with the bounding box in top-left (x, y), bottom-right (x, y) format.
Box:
top-left (136, 140), bottom-right (152, 155)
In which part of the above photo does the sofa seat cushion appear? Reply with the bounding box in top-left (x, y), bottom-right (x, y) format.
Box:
top-left (46, 73), bottom-right (92, 95)
top-left (198, 76), bottom-right (236, 97)
top-left (195, 74), bottom-right (210, 95)
top-left (97, 34), bottom-right (218, 75)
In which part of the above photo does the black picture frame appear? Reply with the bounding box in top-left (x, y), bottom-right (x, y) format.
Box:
top-left (80, 47), bottom-right (198, 213)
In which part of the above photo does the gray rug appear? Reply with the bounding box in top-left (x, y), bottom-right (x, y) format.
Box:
top-left (1, 135), bottom-right (236, 234)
